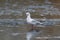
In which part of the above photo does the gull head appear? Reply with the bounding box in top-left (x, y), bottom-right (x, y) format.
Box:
top-left (26, 12), bottom-right (30, 16)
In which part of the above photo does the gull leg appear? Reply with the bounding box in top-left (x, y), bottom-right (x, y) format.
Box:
top-left (31, 25), bottom-right (36, 30)
top-left (28, 24), bottom-right (34, 31)
top-left (30, 25), bottom-right (34, 31)
top-left (29, 24), bottom-right (35, 31)
top-left (29, 24), bottom-right (40, 32)
top-left (31, 25), bottom-right (39, 32)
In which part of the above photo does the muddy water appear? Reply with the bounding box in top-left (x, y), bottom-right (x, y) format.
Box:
top-left (0, 0), bottom-right (60, 40)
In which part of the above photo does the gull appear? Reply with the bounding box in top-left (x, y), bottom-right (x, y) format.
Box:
top-left (26, 12), bottom-right (43, 31)
top-left (26, 12), bottom-right (43, 25)
top-left (26, 12), bottom-right (54, 26)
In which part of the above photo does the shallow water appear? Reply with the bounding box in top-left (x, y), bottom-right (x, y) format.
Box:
top-left (0, 0), bottom-right (60, 40)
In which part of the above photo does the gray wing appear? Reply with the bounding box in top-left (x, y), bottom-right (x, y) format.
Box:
top-left (31, 19), bottom-right (43, 25)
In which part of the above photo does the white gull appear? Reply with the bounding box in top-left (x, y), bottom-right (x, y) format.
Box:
top-left (26, 12), bottom-right (43, 25)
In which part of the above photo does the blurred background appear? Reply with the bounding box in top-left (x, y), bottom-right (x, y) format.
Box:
top-left (0, 0), bottom-right (60, 40)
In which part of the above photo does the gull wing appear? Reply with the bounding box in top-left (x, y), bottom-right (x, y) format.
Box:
top-left (31, 19), bottom-right (43, 25)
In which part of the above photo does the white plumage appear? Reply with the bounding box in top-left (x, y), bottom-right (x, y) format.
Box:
top-left (26, 12), bottom-right (43, 25)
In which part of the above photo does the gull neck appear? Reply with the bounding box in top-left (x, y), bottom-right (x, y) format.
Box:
top-left (27, 14), bottom-right (31, 20)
